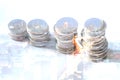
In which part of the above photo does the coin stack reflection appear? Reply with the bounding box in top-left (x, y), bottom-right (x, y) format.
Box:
top-left (82, 18), bottom-right (108, 62)
top-left (8, 19), bottom-right (27, 41)
top-left (27, 19), bottom-right (50, 47)
top-left (54, 17), bottom-right (78, 54)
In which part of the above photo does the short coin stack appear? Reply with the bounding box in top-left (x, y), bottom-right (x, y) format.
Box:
top-left (82, 18), bottom-right (108, 62)
top-left (27, 19), bottom-right (50, 47)
top-left (8, 19), bottom-right (27, 41)
top-left (54, 17), bottom-right (78, 54)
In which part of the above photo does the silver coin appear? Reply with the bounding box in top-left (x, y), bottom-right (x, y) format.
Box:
top-left (8, 19), bottom-right (26, 34)
top-left (83, 30), bottom-right (105, 40)
top-left (9, 32), bottom-right (28, 41)
top-left (29, 37), bottom-right (49, 42)
top-left (90, 37), bottom-right (106, 45)
top-left (54, 17), bottom-right (77, 53)
top-left (82, 29), bottom-right (105, 42)
top-left (85, 39), bottom-right (108, 51)
top-left (86, 37), bottom-right (106, 47)
top-left (84, 29), bottom-right (105, 37)
top-left (29, 32), bottom-right (50, 40)
top-left (54, 17), bottom-right (78, 35)
top-left (89, 47), bottom-right (108, 57)
top-left (27, 19), bottom-right (49, 34)
top-left (54, 28), bottom-right (77, 40)
top-left (9, 31), bottom-right (27, 37)
top-left (56, 44), bottom-right (74, 54)
top-left (29, 38), bottom-right (49, 47)
top-left (83, 37), bottom-right (104, 44)
top-left (55, 34), bottom-right (73, 41)
top-left (56, 43), bottom-right (75, 50)
top-left (29, 35), bottom-right (50, 42)
top-left (84, 18), bottom-right (106, 32)
top-left (57, 43), bottom-right (74, 49)
top-left (89, 51), bottom-right (108, 59)
top-left (56, 39), bottom-right (73, 44)
top-left (28, 32), bottom-right (49, 38)
top-left (57, 40), bottom-right (74, 48)
top-left (9, 35), bottom-right (26, 41)
top-left (90, 39), bottom-right (108, 49)
top-left (29, 34), bottom-right (50, 41)
top-left (83, 24), bottom-right (106, 37)
top-left (82, 18), bottom-right (108, 62)
top-left (89, 53), bottom-right (107, 62)
top-left (86, 40), bottom-right (108, 62)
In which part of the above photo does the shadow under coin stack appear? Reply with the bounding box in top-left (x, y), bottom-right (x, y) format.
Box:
top-left (54, 17), bottom-right (78, 54)
top-left (27, 19), bottom-right (50, 47)
top-left (82, 18), bottom-right (108, 62)
top-left (8, 19), bottom-right (27, 41)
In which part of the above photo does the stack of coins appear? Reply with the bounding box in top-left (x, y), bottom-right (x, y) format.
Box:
top-left (27, 19), bottom-right (50, 47)
top-left (82, 18), bottom-right (108, 62)
top-left (8, 19), bottom-right (27, 41)
top-left (54, 17), bottom-right (78, 54)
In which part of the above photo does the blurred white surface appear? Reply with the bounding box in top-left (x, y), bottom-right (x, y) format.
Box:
top-left (0, 34), bottom-right (120, 80)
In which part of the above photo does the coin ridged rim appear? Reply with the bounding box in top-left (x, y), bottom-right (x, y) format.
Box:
top-left (29, 39), bottom-right (49, 47)
top-left (10, 35), bottom-right (26, 41)
top-left (89, 52), bottom-right (108, 62)
top-left (82, 29), bottom-right (105, 40)
top-left (86, 41), bottom-right (108, 53)
top-left (54, 27), bottom-right (77, 36)
top-left (56, 39), bottom-right (73, 43)
top-left (57, 40), bottom-right (74, 48)
top-left (83, 36), bottom-right (105, 44)
top-left (89, 47), bottom-right (108, 57)
top-left (89, 54), bottom-right (107, 62)
top-left (56, 44), bottom-right (74, 54)
top-left (54, 32), bottom-right (75, 41)
top-left (86, 38), bottom-right (106, 46)
top-left (27, 29), bottom-right (49, 35)
top-left (83, 31), bottom-right (105, 39)
top-left (84, 38), bottom-right (107, 50)
top-left (29, 37), bottom-right (50, 42)
top-left (9, 31), bottom-right (28, 37)
top-left (28, 32), bottom-right (50, 39)
top-left (57, 44), bottom-right (74, 49)
top-left (56, 44), bottom-right (75, 50)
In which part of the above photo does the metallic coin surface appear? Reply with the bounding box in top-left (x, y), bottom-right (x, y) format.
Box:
top-left (54, 17), bottom-right (78, 54)
top-left (8, 19), bottom-right (26, 34)
top-left (54, 17), bottom-right (78, 35)
top-left (82, 18), bottom-right (108, 62)
top-left (29, 38), bottom-right (49, 47)
top-left (8, 19), bottom-right (27, 41)
top-left (27, 19), bottom-right (49, 34)
top-left (27, 19), bottom-right (50, 47)
top-left (84, 18), bottom-right (106, 32)
top-left (56, 44), bottom-right (75, 54)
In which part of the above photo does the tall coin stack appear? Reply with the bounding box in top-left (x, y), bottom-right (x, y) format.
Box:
top-left (82, 18), bottom-right (108, 62)
top-left (8, 19), bottom-right (27, 41)
top-left (27, 19), bottom-right (50, 47)
top-left (54, 17), bottom-right (78, 54)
